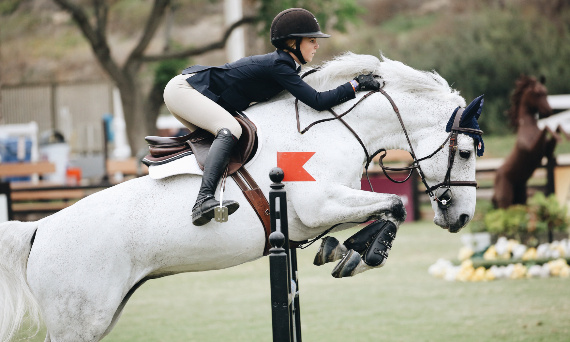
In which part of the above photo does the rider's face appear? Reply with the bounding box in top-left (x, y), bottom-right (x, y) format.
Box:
top-left (300, 37), bottom-right (319, 63)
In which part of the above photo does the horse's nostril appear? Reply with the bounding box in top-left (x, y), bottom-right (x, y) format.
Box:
top-left (460, 214), bottom-right (470, 227)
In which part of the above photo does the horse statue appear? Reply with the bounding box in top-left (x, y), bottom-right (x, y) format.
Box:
top-left (492, 75), bottom-right (556, 208)
top-left (0, 53), bottom-right (484, 342)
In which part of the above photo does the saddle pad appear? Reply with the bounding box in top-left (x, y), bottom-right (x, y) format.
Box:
top-left (148, 154), bottom-right (203, 179)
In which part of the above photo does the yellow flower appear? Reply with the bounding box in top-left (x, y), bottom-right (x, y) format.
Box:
top-left (548, 259), bottom-right (568, 277)
top-left (458, 246), bottom-right (474, 261)
top-left (510, 263), bottom-right (527, 279)
top-left (483, 245), bottom-right (497, 260)
top-left (521, 247), bottom-right (537, 261)
top-left (471, 267), bottom-right (486, 282)
top-left (456, 260), bottom-right (475, 282)
top-left (484, 268), bottom-right (496, 281)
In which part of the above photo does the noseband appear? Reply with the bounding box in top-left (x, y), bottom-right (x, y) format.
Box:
top-left (295, 71), bottom-right (482, 209)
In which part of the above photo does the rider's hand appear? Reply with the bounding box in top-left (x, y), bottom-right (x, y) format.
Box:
top-left (353, 73), bottom-right (380, 91)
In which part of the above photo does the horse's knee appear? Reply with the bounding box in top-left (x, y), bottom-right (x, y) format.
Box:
top-left (386, 196), bottom-right (406, 223)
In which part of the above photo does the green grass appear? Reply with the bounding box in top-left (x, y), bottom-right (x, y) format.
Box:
top-left (16, 221), bottom-right (570, 341)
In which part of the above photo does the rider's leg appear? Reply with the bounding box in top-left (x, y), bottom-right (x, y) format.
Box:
top-left (192, 128), bottom-right (240, 226)
top-left (163, 74), bottom-right (242, 225)
top-left (164, 74), bottom-right (243, 135)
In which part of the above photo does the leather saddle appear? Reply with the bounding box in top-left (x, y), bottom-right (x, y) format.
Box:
top-left (142, 112), bottom-right (258, 173)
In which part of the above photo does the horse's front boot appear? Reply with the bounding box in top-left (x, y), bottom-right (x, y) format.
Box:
top-left (313, 236), bottom-right (348, 266)
top-left (359, 220), bottom-right (397, 267)
top-left (331, 220), bottom-right (398, 277)
top-left (192, 128), bottom-right (240, 226)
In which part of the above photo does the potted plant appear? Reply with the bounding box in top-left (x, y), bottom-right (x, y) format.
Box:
top-left (528, 192), bottom-right (569, 243)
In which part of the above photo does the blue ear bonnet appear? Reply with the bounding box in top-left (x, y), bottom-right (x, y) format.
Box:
top-left (446, 95), bottom-right (485, 157)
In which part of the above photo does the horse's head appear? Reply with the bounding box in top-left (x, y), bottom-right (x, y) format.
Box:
top-left (508, 75), bottom-right (552, 128)
top-left (529, 76), bottom-right (552, 119)
top-left (413, 95), bottom-right (484, 233)
top-left (300, 53), bottom-right (485, 232)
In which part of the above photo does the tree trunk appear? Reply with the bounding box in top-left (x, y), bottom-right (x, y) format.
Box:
top-left (119, 82), bottom-right (149, 156)
top-left (146, 82), bottom-right (165, 138)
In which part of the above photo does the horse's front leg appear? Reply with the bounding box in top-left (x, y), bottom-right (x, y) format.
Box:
top-left (289, 183), bottom-right (406, 228)
top-left (289, 183), bottom-right (405, 278)
top-left (313, 218), bottom-right (399, 278)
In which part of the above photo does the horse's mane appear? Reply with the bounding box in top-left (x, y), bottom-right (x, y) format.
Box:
top-left (303, 52), bottom-right (461, 102)
top-left (507, 75), bottom-right (537, 129)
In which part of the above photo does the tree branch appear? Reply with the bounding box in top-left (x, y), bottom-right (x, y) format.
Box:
top-left (52, 0), bottom-right (98, 43)
top-left (126, 0), bottom-right (171, 69)
top-left (140, 16), bottom-right (256, 62)
top-left (94, 0), bottom-right (108, 35)
top-left (53, 0), bottom-right (124, 84)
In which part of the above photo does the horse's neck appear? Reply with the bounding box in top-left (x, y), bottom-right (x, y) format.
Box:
top-left (516, 105), bottom-right (541, 136)
top-left (348, 91), bottom-right (447, 156)
top-left (516, 114), bottom-right (547, 154)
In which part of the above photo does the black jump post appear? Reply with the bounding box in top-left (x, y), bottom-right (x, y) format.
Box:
top-left (268, 167), bottom-right (302, 342)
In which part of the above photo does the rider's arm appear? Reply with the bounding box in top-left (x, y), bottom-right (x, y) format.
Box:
top-left (272, 61), bottom-right (356, 111)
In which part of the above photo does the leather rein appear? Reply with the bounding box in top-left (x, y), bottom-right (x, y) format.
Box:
top-left (294, 69), bottom-right (482, 209)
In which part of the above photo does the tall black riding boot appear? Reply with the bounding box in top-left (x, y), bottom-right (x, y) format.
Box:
top-left (192, 128), bottom-right (240, 226)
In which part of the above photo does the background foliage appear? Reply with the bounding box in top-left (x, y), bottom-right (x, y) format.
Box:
top-left (351, 4), bottom-right (570, 135)
top-left (2, 1), bottom-right (570, 138)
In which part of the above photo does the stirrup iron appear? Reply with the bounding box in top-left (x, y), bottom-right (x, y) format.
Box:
top-left (214, 168), bottom-right (229, 222)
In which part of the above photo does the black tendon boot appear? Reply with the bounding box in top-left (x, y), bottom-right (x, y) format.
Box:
top-left (331, 219), bottom-right (398, 278)
top-left (192, 128), bottom-right (240, 226)
top-left (344, 219), bottom-right (397, 267)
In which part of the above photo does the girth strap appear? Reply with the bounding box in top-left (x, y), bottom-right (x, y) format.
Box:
top-left (230, 168), bottom-right (272, 255)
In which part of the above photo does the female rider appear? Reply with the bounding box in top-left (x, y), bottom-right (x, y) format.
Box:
top-left (163, 8), bottom-right (380, 226)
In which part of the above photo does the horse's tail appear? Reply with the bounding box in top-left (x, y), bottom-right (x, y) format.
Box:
top-left (0, 220), bottom-right (42, 342)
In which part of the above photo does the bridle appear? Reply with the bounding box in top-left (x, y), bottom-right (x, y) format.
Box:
top-left (295, 70), bottom-right (482, 210)
top-left (376, 98), bottom-right (482, 209)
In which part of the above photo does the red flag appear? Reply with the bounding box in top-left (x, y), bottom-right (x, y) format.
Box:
top-left (277, 152), bottom-right (316, 181)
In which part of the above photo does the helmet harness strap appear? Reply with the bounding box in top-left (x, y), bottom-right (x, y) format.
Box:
top-left (283, 37), bottom-right (306, 65)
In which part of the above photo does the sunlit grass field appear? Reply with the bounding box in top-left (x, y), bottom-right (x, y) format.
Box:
top-left (17, 221), bottom-right (570, 342)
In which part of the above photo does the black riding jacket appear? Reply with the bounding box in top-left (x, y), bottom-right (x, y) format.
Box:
top-left (182, 49), bottom-right (355, 112)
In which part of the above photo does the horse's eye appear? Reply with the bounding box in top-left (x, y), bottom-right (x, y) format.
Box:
top-left (459, 150), bottom-right (471, 159)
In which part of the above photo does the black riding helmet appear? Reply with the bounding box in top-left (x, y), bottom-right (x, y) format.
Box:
top-left (270, 8), bottom-right (330, 64)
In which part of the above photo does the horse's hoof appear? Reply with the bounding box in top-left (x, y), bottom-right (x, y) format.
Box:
top-left (331, 250), bottom-right (362, 278)
top-left (313, 236), bottom-right (347, 266)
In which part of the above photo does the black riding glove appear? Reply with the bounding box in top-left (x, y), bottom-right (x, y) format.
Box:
top-left (354, 73), bottom-right (380, 91)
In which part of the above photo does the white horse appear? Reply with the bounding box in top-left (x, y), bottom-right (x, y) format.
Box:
top-left (0, 53), bottom-right (483, 342)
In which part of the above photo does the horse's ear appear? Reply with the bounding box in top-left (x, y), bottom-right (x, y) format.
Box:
top-left (460, 94), bottom-right (484, 126)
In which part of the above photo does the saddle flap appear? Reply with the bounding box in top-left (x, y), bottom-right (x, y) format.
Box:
top-left (145, 133), bottom-right (192, 146)
top-left (228, 115), bottom-right (257, 174)
top-left (188, 113), bottom-right (257, 175)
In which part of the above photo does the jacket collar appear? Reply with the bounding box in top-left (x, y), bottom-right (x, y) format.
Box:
top-left (275, 49), bottom-right (301, 73)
